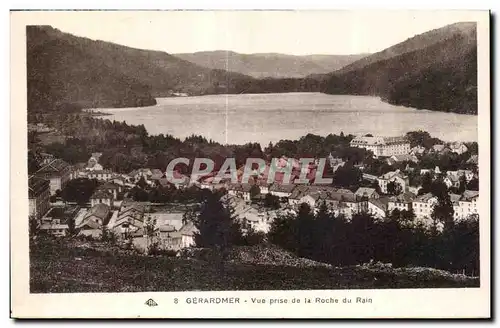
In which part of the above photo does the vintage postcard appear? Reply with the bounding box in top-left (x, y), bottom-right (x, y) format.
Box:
top-left (10, 10), bottom-right (490, 318)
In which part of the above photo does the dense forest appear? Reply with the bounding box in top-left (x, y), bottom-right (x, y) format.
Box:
top-left (323, 22), bottom-right (477, 114)
top-left (27, 22), bottom-right (477, 115)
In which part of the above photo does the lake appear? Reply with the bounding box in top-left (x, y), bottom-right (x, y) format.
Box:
top-left (97, 93), bottom-right (478, 145)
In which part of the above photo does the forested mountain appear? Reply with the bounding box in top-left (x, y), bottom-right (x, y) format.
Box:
top-left (174, 51), bottom-right (367, 78)
top-left (323, 22), bottom-right (477, 114)
top-left (26, 26), bottom-right (326, 112)
top-left (27, 26), bottom-right (157, 111)
top-left (27, 22), bottom-right (478, 115)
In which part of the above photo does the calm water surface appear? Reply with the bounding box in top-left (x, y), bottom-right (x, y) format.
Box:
top-left (97, 93), bottom-right (477, 145)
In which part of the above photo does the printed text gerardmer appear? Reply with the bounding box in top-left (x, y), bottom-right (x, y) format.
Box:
top-left (184, 297), bottom-right (373, 304)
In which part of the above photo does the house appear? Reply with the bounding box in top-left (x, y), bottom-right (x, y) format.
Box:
top-left (28, 176), bottom-right (51, 220)
top-left (90, 189), bottom-right (113, 207)
top-left (156, 220), bottom-right (198, 251)
top-left (112, 201), bottom-right (146, 237)
top-left (449, 142), bottom-right (468, 155)
top-left (355, 187), bottom-right (379, 200)
top-left (366, 198), bottom-right (389, 219)
top-left (70, 163), bottom-right (87, 180)
top-left (443, 175), bottom-right (460, 189)
top-left (39, 220), bottom-right (70, 237)
top-left (377, 170), bottom-right (408, 194)
top-left (180, 222), bottom-right (197, 248)
top-left (165, 170), bottom-right (190, 189)
top-left (97, 182), bottom-right (122, 199)
top-left (412, 193), bottom-right (438, 221)
top-left (288, 185), bottom-right (312, 206)
top-left (350, 136), bottom-right (410, 157)
top-left (256, 180), bottom-right (270, 195)
top-left (150, 169), bottom-right (164, 181)
top-left (408, 185), bottom-right (422, 195)
top-left (39, 206), bottom-right (80, 237)
top-left (113, 176), bottom-right (128, 186)
top-left (410, 146), bottom-right (426, 155)
top-left (327, 154), bottom-right (346, 173)
top-left (318, 191), bottom-right (359, 219)
top-left (129, 168), bottom-right (153, 183)
top-left (362, 173), bottom-right (378, 183)
top-left (388, 192), bottom-right (415, 213)
top-left (456, 190), bottom-right (479, 220)
top-left (450, 193), bottom-right (462, 221)
top-left (458, 170), bottom-right (475, 182)
top-left (35, 159), bottom-right (71, 195)
top-left (298, 192), bottom-right (323, 209)
top-left (467, 155), bottom-right (478, 165)
top-left (386, 154), bottom-right (419, 165)
top-left (151, 212), bottom-right (184, 232)
top-left (226, 183), bottom-right (253, 201)
top-left (420, 166), bottom-right (441, 177)
top-left (86, 152), bottom-right (103, 171)
top-left (77, 203), bottom-right (111, 237)
top-left (86, 170), bottom-right (113, 181)
top-left (156, 225), bottom-right (182, 250)
top-left (269, 183), bottom-right (296, 198)
top-left (431, 144), bottom-right (447, 153)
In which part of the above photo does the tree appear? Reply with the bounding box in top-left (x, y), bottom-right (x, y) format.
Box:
top-left (60, 178), bottom-right (99, 205)
top-left (419, 173), bottom-right (433, 195)
top-left (264, 194), bottom-right (280, 209)
top-left (387, 181), bottom-right (403, 195)
top-left (67, 217), bottom-right (76, 236)
top-left (458, 174), bottom-right (467, 194)
top-left (136, 176), bottom-right (148, 189)
top-left (268, 212), bottom-right (297, 252)
top-left (332, 164), bottom-right (362, 189)
top-left (249, 185), bottom-right (261, 199)
top-left (186, 191), bottom-right (245, 271)
top-left (431, 193), bottom-right (455, 233)
top-left (144, 215), bottom-right (159, 255)
top-left (467, 178), bottom-right (479, 191)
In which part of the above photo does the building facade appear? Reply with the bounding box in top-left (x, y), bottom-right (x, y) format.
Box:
top-left (350, 136), bottom-right (410, 157)
top-left (28, 176), bottom-right (51, 219)
top-left (35, 159), bottom-right (71, 195)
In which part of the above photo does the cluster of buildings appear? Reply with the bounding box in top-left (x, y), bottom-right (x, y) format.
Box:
top-left (350, 136), bottom-right (411, 157)
top-left (28, 132), bottom-right (479, 244)
top-left (349, 135), bottom-right (470, 157)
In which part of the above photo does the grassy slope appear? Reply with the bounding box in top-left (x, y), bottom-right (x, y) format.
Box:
top-left (30, 238), bottom-right (478, 293)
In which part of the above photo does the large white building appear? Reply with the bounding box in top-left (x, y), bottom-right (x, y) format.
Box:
top-left (377, 170), bottom-right (409, 194)
top-left (350, 136), bottom-right (410, 157)
top-left (412, 193), bottom-right (438, 222)
top-left (455, 190), bottom-right (479, 220)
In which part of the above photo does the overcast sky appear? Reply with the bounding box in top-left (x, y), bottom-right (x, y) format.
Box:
top-left (23, 10), bottom-right (477, 55)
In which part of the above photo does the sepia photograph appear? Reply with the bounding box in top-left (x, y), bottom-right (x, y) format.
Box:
top-left (11, 9), bottom-right (490, 318)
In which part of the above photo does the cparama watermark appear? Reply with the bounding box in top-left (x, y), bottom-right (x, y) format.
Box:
top-left (164, 157), bottom-right (333, 185)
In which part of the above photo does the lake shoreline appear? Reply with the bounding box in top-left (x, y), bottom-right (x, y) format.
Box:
top-left (94, 93), bottom-right (478, 145)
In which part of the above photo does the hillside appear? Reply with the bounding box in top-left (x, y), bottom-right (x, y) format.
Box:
top-left (174, 51), bottom-right (367, 78)
top-left (27, 26), bottom-right (327, 112)
top-left (27, 23), bottom-right (478, 115)
top-left (27, 26), bottom-right (157, 111)
top-left (30, 237), bottom-right (478, 293)
top-left (324, 22), bottom-right (477, 114)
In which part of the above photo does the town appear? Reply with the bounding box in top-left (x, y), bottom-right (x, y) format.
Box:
top-left (29, 130), bottom-right (479, 257)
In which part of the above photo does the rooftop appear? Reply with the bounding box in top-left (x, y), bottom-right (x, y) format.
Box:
top-left (350, 136), bottom-right (408, 146)
top-left (414, 193), bottom-right (436, 203)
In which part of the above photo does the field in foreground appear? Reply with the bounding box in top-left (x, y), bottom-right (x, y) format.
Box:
top-left (30, 238), bottom-right (479, 293)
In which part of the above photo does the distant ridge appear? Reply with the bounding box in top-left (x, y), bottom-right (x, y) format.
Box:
top-left (174, 51), bottom-right (368, 78)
